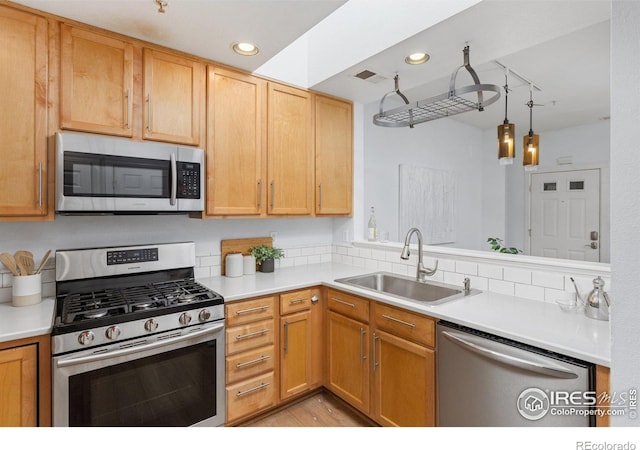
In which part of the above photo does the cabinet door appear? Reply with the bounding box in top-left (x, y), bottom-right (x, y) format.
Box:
top-left (0, 7), bottom-right (48, 217)
top-left (0, 344), bottom-right (37, 426)
top-left (206, 67), bottom-right (266, 216)
top-left (308, 287), bottom-right (324, 389)
top-left (60, 24), bottom-right (133, 137)
top-left (326, 311), bottom-right (370, 415)
top-left (143, 48), bottom-right (203, 145)
top-left (315, 95), bottom-right (353, 215)
top-left (280, 311), bottom-right (312, 400)
top-left (372, 329), bottom-right (435, 427)
top-left (267, 83), bottom-right (313, 215)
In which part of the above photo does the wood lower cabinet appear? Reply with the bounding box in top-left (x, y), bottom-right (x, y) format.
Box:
top-left (206, 67), bottom-right (266, 216)
top-left (0, 6), bottom-right (48, 218)
top-left (143, 48), bottom-right (203, 145)
top-left (60, 24), bottom-right (133, 137)
top-left (314, 94), bottom-right (353, 216)
top-left (225, 296), bottom-right (277, 424)
top-left (0, 334), bottom-right (51, 427)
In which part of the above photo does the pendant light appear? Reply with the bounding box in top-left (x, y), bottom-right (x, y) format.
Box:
top-left (497, 68), bottom-right (514, 165)
top-left (523, 84), bottom-right (539, 170)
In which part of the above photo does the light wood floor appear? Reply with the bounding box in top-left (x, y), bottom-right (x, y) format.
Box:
top-left (241, 391), bottom-right (376, 427)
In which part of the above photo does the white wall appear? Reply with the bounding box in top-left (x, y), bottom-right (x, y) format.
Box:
top-left (610, 0), bottom-right (640, 426)
top-left (362, 101), bottom-right (485, 248)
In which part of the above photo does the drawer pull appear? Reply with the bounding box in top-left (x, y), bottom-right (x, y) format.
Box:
top-left (382, 314), bottom-right (416, 328)
top-left (236, 329), bottom-right (269, 340)
top-left (289, 297), bottom-right (307, 305)
top-left (235, 305), bottom-right (270, 315)
top-left (331, 297), bottom-right (355, 308)
top-left (236, 355), bottom-right (271, 368)
top-left (236, 382), bottom-right (270, 397)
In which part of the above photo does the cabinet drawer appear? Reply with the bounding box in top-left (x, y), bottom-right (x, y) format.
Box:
top-left (226, 371), bottom-right (276, 423)
top-left (226, 345), bottom-right (275, 385)
top-left (373, 302), bottom-right (435, 347)
top-left (327, 289), bottom-right (369, 322)
top-left (226, 296), bottom-right (275, 327)
top-left (280, 289), bottom-right (311, 315)
top-left (226, 318), bottom-right (275, 355)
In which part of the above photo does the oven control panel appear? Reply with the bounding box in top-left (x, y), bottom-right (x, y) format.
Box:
top-left (107, 247), bottom-right (159, 265)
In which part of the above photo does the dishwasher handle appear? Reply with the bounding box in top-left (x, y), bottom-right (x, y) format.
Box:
top-left (440, 330), bottom-right (579, 379)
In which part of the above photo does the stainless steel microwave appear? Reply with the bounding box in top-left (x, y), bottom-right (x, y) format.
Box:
top-left (56, 132), bottom-right (204, 214)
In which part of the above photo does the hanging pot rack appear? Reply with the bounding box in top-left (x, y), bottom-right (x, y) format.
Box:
top-left (373, 45), bottom-right (501, 128)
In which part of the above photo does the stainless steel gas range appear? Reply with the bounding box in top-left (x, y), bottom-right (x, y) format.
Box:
top-left (52, 242), bottom-right (225, 427)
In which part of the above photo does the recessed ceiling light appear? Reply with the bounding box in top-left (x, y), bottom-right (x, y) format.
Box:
top-left (232, 42), bottom-right (259, 56)
top-left (405, 52), bottom-right (430, 65)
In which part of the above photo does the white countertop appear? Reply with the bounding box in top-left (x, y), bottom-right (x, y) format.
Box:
top-left (0, 263), bottom-right (611, 367)
top-left (199, 262), bottom-right (611, 367)
top-left (0, 298), bottom-right (55, 343)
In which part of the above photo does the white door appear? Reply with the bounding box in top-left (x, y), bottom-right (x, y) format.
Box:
top-left (529, 169), bottom-right (600, 262)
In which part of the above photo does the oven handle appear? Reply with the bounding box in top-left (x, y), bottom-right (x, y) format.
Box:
top-left (56, 323), bottom-right (224, 369)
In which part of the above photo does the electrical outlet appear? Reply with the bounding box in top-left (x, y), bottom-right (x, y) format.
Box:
top-left (269, 231), bottom-right (277, 241)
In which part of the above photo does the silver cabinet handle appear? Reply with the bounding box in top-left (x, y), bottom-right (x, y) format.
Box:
top-left (235, 305), bottom-right (269, 315)
top-left (372, 333), bottom-right (380, 371)
top-left (382, 314), bottom-right (415, 328)
top-left (270, 180), bottom-right (275, 210)
top-left (236, 355), bottom-right (271, 369)
top-left (146, 94), bottom-right (152, 131)
top-left (311, 295), bottom-right (319, 304)
top-left (37, 162), bottom-right (42, 208)
top-left (236, 329), bottom-right (269, 340)
top-left (284, 320), bottom-right (289, 354)
top-left (257, 179), bottom-right (262, 210)
top-left (319, 183), bottom-right (323, 210)
top-left (360, 327), bottom-right (367, 362)
top-left (170, 153), bottom-right (177, 206)
top-left (441, 330), bottom-right (579, 379)
top-left (331, 297), bottom-right (355, 308)
top-left (289, 297), bottom-right (307, 305)
top-left (236, 382), bottom-right (270, 397)
top-left (125, 89), bottom-right (131, 129)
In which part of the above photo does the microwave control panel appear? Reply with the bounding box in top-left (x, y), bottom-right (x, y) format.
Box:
top-left (177, 162), bottom-right (201, 199)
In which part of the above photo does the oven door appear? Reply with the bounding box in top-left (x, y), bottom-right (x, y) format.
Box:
top-left (53, 322), bottom-right (225, 427)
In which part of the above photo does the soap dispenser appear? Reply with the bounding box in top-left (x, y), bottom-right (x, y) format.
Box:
top-left (585, 276), bottom-right (610, 321)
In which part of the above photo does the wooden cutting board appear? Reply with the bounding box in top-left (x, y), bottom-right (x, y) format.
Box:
top-left (220, 237), bottom-right (272, 275)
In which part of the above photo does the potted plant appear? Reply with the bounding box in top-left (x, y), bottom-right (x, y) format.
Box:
top-left (486, 237), bottom-right (522, 255)
top-left (249, 245), bottom-right (284, 273)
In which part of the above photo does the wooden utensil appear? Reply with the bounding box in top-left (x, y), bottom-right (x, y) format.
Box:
top-left (35, 249), bottom-right (51, 275)
top-left (15, 251), bottom-right (34, 275)
top-left (0, 252), bottom-right (20, 276)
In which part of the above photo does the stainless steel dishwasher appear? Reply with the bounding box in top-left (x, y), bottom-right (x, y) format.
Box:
top-left (437, 321), bottom-right (595, 426)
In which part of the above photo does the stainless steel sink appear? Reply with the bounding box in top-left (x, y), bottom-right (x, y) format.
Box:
top-left (335, 272), bottom-right (480, 305)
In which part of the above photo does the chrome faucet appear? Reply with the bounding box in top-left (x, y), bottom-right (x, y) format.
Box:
top-left (400, 227), bottom-right (438, 282)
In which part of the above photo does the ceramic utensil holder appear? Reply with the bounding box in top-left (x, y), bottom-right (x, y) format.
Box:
top-left (12, 273), bottom-right (42, 307)
top-left (225, 253), bottom-right (243, 278)
top-left (243, 255), bottom-right (256, 275)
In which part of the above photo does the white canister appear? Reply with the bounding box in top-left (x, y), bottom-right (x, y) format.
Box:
top-left (225, 253), bottom-right (243, 278)
top-left (12, 273), bottom-right (42, 307)
top-left (243, 255), bottom-right (256, 275)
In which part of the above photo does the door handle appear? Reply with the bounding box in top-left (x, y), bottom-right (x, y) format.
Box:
top-left (585, 242), bottom-right (598, 249)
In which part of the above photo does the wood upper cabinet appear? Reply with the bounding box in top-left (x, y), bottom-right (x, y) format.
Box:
top-left (267, 83), bottom-right (314, 215)
top-left (315, 95), bottom-right (353, 215)
top-left (0, 344), bottom-right (37, 426)
top-left (206, 67), bottom-right (266, 216)
top-left (143, 48), bottom-right (203, 146)
top-left (60, 24), bottom-right (133, 137)
top-left (0, 6), bottom-right (48, 218)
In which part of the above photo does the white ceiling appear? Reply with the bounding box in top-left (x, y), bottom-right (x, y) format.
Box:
top-left (11, 0), bottom-right (611, 133)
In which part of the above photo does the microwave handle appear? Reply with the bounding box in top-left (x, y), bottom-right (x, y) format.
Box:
top-left (170, 153), bottom-right (177, 206)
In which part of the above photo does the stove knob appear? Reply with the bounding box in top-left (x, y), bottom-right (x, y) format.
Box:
top-left (78, 331), bottom-right (95, 346)
top-left (198, 309), bottom-right (211, 322)
top-left (144, 319), bottom-right (159, 332)
top-left (179, 312), bottom-right (192, 326)
top-left (105, 326), bottom-right (121, 340)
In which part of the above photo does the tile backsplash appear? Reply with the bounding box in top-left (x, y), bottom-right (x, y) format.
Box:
top-left (0, 241), bottom-right (610, 307)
